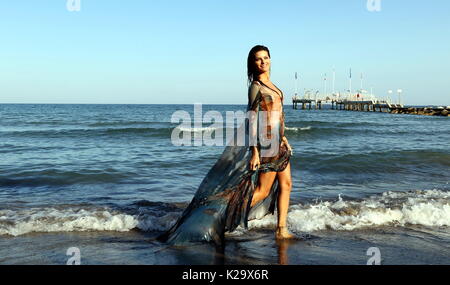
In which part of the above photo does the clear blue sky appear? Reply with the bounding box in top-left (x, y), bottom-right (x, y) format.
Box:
top-left (1, 0), bottom-right (449, 105)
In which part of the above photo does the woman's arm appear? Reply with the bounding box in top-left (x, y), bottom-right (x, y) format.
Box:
top-left (248, 82), bottom-right (261, 170)
top-left (248, 82), bottom-right (260, 156)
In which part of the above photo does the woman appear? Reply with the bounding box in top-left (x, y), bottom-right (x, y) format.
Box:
top-left (246, 45), bottom-right (294, 239)
top-left (157, 45), bottom-right (294, 246)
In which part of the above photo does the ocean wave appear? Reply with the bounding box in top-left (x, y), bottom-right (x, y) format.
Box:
top-left (285, 126), bottom-right (356, 138)
top-left (285, 126), bottom-right (312, 132)
top-left (1, 189), bottom-right (449, 237)
top-left (0, 206), bottom-right (139, 236)
top-left (0, 121), bottom-right (422, 141)
top-left (240, 189), bottom-right (450, 234)
top-left (175, 126), bottom-right (222, 133)
top-left (1, 127), bottom-right (173, 138)
top-left (1, 125), bottom-right (237, 139)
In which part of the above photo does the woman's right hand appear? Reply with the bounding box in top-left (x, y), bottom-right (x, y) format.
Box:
top-left (282, 136), bottom-right (293, 155)
top-left (249, 154), bottom-right (260, 171)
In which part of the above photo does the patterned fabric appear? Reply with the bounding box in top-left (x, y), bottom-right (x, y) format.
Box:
top-left (248, 80), bottom-right (291, 173)
top-left (157, 80), bottom-right (292, 246)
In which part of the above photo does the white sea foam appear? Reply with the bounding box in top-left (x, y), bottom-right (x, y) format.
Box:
top-left (285, 126), bottom-right (312, 132)
top-left (134, 211), bottom-right (180, 232)
top-left (233, 189), bottom-right (450, 235)
top-left (0, 207), bottom-right (139, 236)
top-left (0, 203), bottom-right (185, 237)
top-left (1, 190), bottom-right (449, 236)
top-left (176, 126), bottom-right (220, 133)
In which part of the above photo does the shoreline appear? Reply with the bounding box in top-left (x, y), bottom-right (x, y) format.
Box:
top-left (1, 226), bottom-right (449, 265)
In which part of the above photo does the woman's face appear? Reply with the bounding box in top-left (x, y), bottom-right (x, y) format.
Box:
top-left (254, 50), bottom-right (270, 74)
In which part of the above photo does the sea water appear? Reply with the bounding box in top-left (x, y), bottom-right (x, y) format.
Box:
top-left (0, 103), bottom-right (449, 264)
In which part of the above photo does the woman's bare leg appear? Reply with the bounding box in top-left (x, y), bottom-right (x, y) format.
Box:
top-left (250, 171), bottom-right (277, 207)
top-left (276, 162), bottom-right (294, 238)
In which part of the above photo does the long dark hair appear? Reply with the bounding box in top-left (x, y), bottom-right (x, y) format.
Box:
top-left (247, 45), bottom-right (271, 86)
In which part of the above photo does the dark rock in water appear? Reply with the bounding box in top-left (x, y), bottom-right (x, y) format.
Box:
top-left (422, 108), bottom-right (434, 115)
top-left (407, 108), bottom-right (414, 114)
top-left (441, 109), bottom-right (449, 116)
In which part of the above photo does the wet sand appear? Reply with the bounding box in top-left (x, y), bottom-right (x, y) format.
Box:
top-left (1, 225), bottom-right (448, 265)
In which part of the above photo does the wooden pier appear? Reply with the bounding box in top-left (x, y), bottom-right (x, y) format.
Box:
top-left (293, 98), bottom-right (450, 117)
top-left (292, 99), bottom-right (321, 110)
top-left (333, 100), bottom-right (398, 112)
top-left (288, 70), bottom-right (449, 116)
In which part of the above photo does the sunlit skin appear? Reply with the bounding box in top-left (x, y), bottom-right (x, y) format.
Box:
top-left (248, 50), bottom-right (295, 239)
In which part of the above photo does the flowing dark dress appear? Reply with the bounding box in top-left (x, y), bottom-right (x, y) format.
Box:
top-left (157, 80), bottom-right (292, 246)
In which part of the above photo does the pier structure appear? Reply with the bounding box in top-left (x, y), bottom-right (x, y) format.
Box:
top-left (292, 95), bottom-right (449, 116)
top-left (293, 90), bottom-right (381, 111)
top-left (292, 90), bottom-right (326, 110)
top-left (290, 71), bottom-right (448, 116)
top-left (333, 99), bottom-right (400, 112)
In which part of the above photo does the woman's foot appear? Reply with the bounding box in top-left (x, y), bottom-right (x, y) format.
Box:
top-left (275, 226), bottom-right (295, 239)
